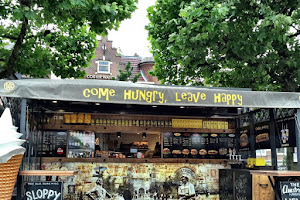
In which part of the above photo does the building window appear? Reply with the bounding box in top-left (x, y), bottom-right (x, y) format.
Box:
top-left (97, 61), bottom-right (110, 73)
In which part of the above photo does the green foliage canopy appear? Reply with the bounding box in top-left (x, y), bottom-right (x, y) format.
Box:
top-left (0, 0), bottom-right (137, 79)
top-left (146, 0), bottom-right (300, 92)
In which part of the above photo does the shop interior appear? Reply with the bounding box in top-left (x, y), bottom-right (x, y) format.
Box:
top-left (25, 99), bottom-right (238, 162)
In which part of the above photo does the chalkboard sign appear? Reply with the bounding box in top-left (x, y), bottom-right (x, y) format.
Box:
top-left (24, 182), bottom-right (63, 200)
top-left (219, 169), bottom-right (234, 200)
top-left (276, 118), bottom-right (296, 148)
top-left (255, 123), bottom-right (271, 149)
top-left (239, 127), bottom-right (250, 151)
top-left (280, 181), bottom-right (300, 200)
top-left (163, 132), bottom-right (235, 159)
top-left (235, 170), bottom-right (252, 200)
top-left (39, 130), bottom-right (67, 157)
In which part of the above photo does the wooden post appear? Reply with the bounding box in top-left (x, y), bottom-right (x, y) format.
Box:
top-left (17, 98), bottom-right (27, 200)
top-left (249, 112), bottom-right (256, 158)
top-left (296, 109), bottom-right (300, 171)
top-left (269, 109), bottom-right (278, 170)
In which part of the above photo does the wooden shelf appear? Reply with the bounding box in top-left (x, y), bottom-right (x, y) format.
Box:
top-left (43, 124), bottom-right (235, 134)
top-left (40, 157), bottom-right (228, 164)
top-left (19, 170), bottom-right (77, 176)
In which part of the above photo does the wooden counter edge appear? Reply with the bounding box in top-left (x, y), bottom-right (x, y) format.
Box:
top-left (19, 170), bottom-right (77, 176)
top-left (250, 170), bottom-right (300, 177)
top-left (40, 157), bottom-right (228, 164)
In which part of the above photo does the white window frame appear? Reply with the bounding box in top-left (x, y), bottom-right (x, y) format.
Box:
top-left (96, 60), bottom-right (111, 74)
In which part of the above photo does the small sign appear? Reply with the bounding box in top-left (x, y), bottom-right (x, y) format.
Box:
top-left (24, 182), bottom-right (63, 200)
top-left (280, 181), bottom-right (300, 200)
top-left (234, 170), bottom-right (252, 200)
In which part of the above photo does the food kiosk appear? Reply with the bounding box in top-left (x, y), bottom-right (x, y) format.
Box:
top-left (0, 79), bottom-right (299, 200)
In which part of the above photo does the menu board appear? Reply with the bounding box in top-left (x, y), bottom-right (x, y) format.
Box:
top-left (163, 132), bottom-right (235, 159)
top-left (234, 170), bottom-right (252, 200)
top-left (280, 181), bottom-right (300, 200)
top-left (40, 130), bottom-right (67, 157)
top-left (239, 127), bottom-right (250, 151)
top-left (24, 182), bottom-right (63, 200)
top-left (276, 118), bottom-right (296, 148)
top-left (255, 123), bottom-right (271, 149)
top-left (219, 169), bottom-right (234, 200)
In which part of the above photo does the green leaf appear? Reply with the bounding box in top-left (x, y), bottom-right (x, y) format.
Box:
top-left (179, 9), bottom-right (188, 18)
top-left (0, 0), bottom-right (138, 79)
top-left (146, 0), bottom-right (299, 91)
top-left (12, 9), bottom-right (23, 20)
top-left (25, 11), bottom-right (36, 20)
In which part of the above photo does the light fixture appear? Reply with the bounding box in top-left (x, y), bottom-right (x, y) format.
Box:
top-left (102, 44), bottom-right (107, 56)
top-left (152, 105), bottom-right (157, 108)
top-left (52, 100), bottom-right (58, 103)
top-left (117, 132), bottom-right (121, 138)
top-left (95, 103), bottom-right (100, 106)
top-left (180, 106), bottom-right (185, 108)
top-left (142, 132), bottom-right (146, 138)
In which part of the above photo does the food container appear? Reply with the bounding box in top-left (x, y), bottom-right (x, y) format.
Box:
top-left (70, 114), bottom-right (77, 123)
top-left (64, 114), bottom-right (71, 123)
top-left (77, 113), bottom-right (84, 123)
top-left (84, 114), bottom-right (91, 124)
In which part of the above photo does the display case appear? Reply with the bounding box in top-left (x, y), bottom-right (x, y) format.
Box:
top-left (68, 131), bottom-right (95, 158)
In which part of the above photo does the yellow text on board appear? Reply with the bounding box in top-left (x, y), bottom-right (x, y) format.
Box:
top-left (214, 93), bottom-right (242, 105)
top-left (83, 88), bottom-right (115, 100)
top-left (124, 90), bottom-right (166, 103)
top-left (175, 92), bottom-right (206, 103)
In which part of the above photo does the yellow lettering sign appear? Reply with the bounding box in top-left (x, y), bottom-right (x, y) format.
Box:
top-left (82, 88), bottom-right (115, 100)
top-left (175, 92), bottom-right (207, 103)
top-left (214, 93), bottom-right (243, 105)
top-left (124, 90), bottom-right (166, 104)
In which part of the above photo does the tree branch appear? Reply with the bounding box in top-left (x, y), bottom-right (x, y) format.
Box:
top-left (287, 8), bottom-right (295, 16)
top-left (5, 18), bottom-right (29, 77)
top-left (288, 31), bottom-right (300, 38)
top-left (25, 30), bottom-right (51, 39)
top-left (0, 35), bottom-right (18, 40)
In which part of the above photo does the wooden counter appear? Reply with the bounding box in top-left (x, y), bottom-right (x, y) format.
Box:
top-left (40, 157), bottom-right (228, 164)
top-left (250, 170), bottom-right (300, 177)
top-left (19, 170), bottom-right (77, 176)
top-left (250, 170), bottom-right (300, 200)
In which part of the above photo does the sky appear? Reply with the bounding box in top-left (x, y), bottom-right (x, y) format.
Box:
top-left (108, 0), bottom-right (156, 58)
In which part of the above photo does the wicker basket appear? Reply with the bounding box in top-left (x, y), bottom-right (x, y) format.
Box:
top-left (0, 154), bottom-right (24, 200)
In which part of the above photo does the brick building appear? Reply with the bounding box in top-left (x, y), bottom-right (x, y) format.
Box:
top-left (84, 36), bottom-right (122, 80)
top-left (138, 57), bottom-right (159, 84)
top-left (84, 36), bottom-right (159, 84)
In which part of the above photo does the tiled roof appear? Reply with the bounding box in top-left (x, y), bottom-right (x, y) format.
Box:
top-left (120, 56), bottom-right (144, 81)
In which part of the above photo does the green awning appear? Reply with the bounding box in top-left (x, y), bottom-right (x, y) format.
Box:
top-left (0, 79), bottom-right (299, 108)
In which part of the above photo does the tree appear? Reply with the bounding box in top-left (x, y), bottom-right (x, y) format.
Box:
top-left (146, 0), bottom-right (299, 92)
top-left (0, 0), bottom-right (137, 79)
top-left (113, 61), bottom-right (141, 82)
